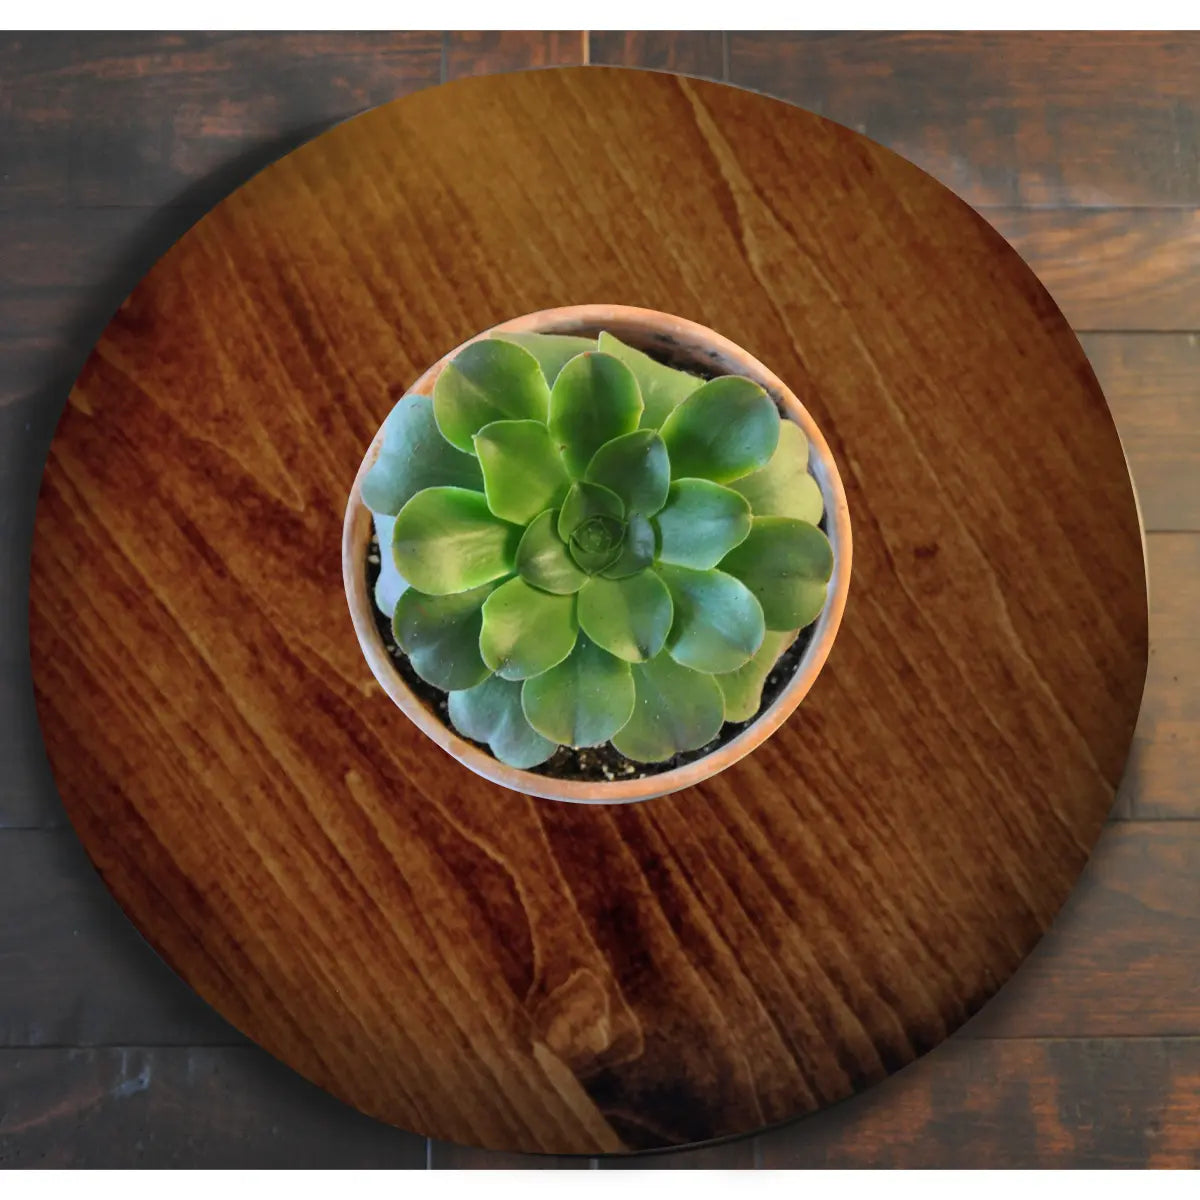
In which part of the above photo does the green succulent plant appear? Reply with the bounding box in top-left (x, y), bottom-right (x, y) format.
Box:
top-left (361, 329), bottom-right (834, 769)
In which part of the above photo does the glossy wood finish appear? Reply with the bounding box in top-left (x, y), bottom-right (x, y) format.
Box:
top-left (24, 61), bottom-right (1147, 1155)
top-left (3, 32), bottom-right (1195, 1168)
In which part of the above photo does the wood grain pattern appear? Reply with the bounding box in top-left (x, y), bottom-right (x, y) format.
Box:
top-left (0, 1048), bottom-right (426, 1168)
top-left (0, 32), bottom-right (442, 209)
top-left (445, 31), bottom-right (585, 79)
top-left (961, 822), bottom-right (1200, 1036)
top-left (1124, 534), bottom-right (1200, 819)
top-left (990, 208), bottom-right (1200, 331)
top-left (588, 32), bottom-right (726, 78)
top-left (755, 1037), bottom-right (1200, 1168)
top-left (1082, 334), bottom-right (1200, 531)
top-left (5, 823), bottom-right (1195, 1052)
top-left (25, 68), bottom-right (1147, 1154)
top-left (728, 32), bottom-right (1200, 209)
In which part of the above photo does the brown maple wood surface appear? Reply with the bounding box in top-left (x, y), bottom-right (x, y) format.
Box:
top-left (21, 63), bottom-right (1147, 1155)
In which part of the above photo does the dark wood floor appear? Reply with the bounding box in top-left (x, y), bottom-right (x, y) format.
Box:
top-left (1, 31), bottom-right (1197, 1168)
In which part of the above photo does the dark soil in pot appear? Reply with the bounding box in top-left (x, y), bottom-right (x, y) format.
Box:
top-left (365, 533), bottom-right (817, 784)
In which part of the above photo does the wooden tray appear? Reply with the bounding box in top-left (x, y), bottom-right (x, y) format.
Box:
top-left (28, 67), bottom-right (1148, 1155)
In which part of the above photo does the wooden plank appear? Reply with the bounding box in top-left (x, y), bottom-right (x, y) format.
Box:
top-left (0, 71), bottom-right (72, 206)
top-left (0, 831), bottom-right (237, 1044)
top-left (0, 390), bottom-right (66, 829)
top-left (444, 32), bottom-right (585, 80)
top-left (0, 207), bottom-right (209, 291)
top-left (0, 32), bottom-right (442, 210)
top-left (0, 1047), bottom-right (426, 1167)
top-left (1121, 534), bottom-right (1200, 819)
top-left (0, 290), bottom-right (93, 408)
top-left (588, 32), bottom-right (726, 78)
top-left (1081, 334), bottom-right (1200, 532)
top-left (0, 662), bottom-right (60, 830)
top-left (989, 208), bottom-right (1200, 331)
top-left (756, 1036), bottom-right (1200, 1168)
top-left (727, 32), bottom-right (1200, 209)
top-left (964, 823), bottom-right (1200, 1037)
top-left (429, 1143), bottom-right (589, 1168)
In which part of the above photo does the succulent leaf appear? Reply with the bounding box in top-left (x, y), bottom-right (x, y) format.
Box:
top-left (434, 339), bottom-right (551, 452)
top-left (521, 634), bottom-right (635, 748)
top-left (577, 570), bottom-right (673, 663)
top-left (548, 351), bottom-right (643, 476)
top-left (716, 629), bottom-right (797, 722)
top-left (658, 563), bottom-right (765, 674)
top-left (480, 577), bottom-right (577, 680)
top-left (720, 518), bottom-right (834, 631)
top-left (448, 675), bottom-right (556, 769)
top-left (393, 582), bottom-right (496, 691)
top-left (361, 394), bottom-right (484, 515)
top-left (515, 510), bottom-right (588, 594)
top-left (611, 653), bottom-right (726, 763)
top-left (557, 479), bottom-right (625, 541)
top-left (584, 429), bottom-right (670, 516)
top-left (568, 534), bottom-right (624, 574)
top-left (731, 421), bottom-right (823, 523)
top-left (372, 513), bottom-right (408, 617)
top-left (600, 512), bottom-right (656, 579)
top-left (474, 419), bottom-right (570, 525)
top-left (659, 376), bottom-right (780, 483)
top-left (654, 478), bottom-right (752, 570)
top-left (392, 487), bottom-right (520, 595)
top-left (597, 332), bottom-right (703, 428)
top-left (493, 331), bottom-right (596, 384)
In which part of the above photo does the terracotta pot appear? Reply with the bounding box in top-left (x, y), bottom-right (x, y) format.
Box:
top-left (343, 305), bottom-right (853, 804)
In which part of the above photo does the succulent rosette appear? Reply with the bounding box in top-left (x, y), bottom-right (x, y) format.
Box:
top-left (362, 330), bottom-right (834, 768)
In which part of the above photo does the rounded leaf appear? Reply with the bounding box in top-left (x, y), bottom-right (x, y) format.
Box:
top-left (557, 479), bottom-right (625, 540)
top-left (717, 629), bottom-right (797, 723)
top-left (577, 571), bottom-right (673, 663)
top-left (720, 518), bottom-right (834, 631)
top-left (393, 487), bottom-right (520, 595)
top-left (658, 563), bottom-right (765, 674)
top-left (392, 582), bottom-right (496, 691)
top-left (515, 510), bottom-right (587, 594)
top-left (480, 577), bottom-right (577, 680)
top-left (521, 635), bottom-right (635, 748)
top-left (598, 332), bottom-right (703, 429)
top-left (730, 421), bottom-right (823, 523)
top-left (493, 331), bottom-right (596, 385)
top-left (433, 339), bottom-right (551, 452)
top-left (600, 512), bottom-right (656, 579)
top-left (611, 653), bottom-right (726, 764)
top-left (659, 376), bottom-right (780, 483)
top-left (361, 394), bottom-right (484, 516)
top-left (655, 479), bottom-right (751, 570)
top-left (473, 419), bottom-right (570, 525)
top-left (585, 430), bottom-right (670, 516)
top-left (568, 530), bottom-right (624, 575)
top-left (371, 513), bottom-right (408, 617)
top-left (548, 352), bottom-right (643, 476)
top-left (448, 675), bottom-right (556, 769)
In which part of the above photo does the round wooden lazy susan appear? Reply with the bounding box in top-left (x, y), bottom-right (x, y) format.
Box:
top-left (29, 68), bottom-right (1147, 1155)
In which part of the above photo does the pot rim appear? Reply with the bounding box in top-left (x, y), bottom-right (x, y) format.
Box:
top-left (342, 304), bottom-right (853, 803)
